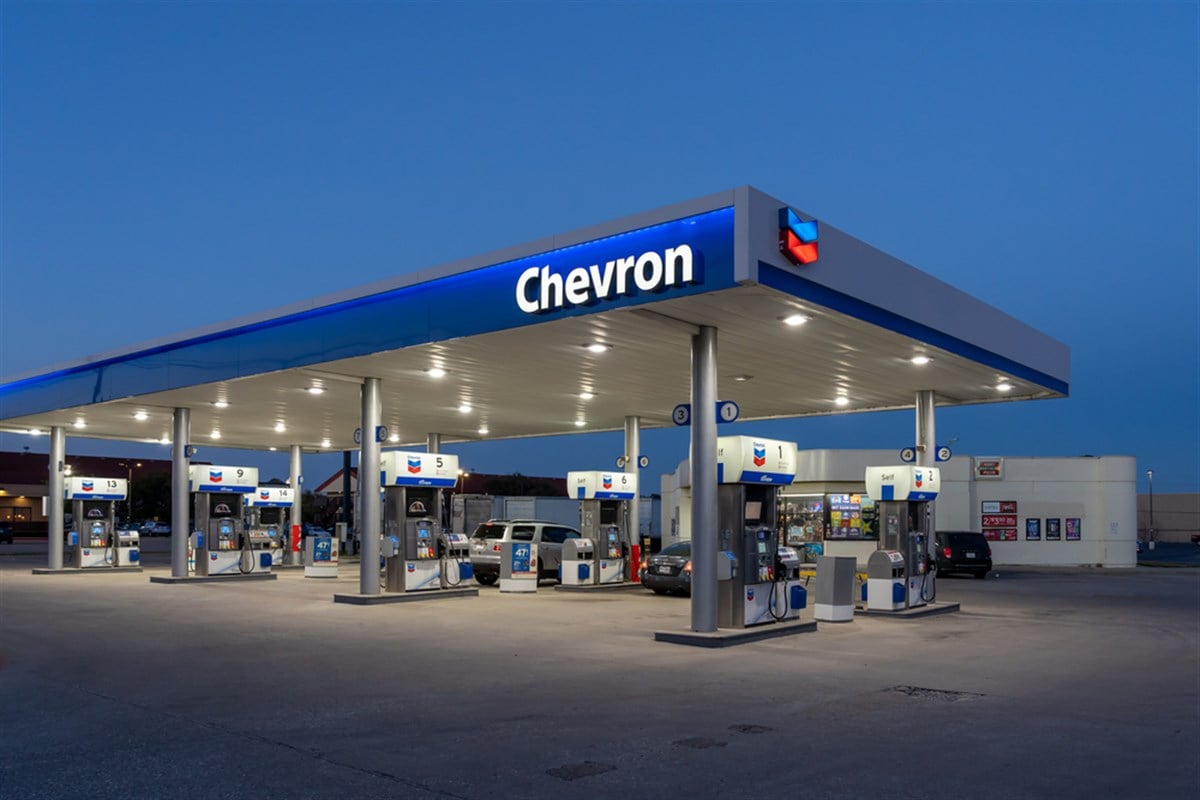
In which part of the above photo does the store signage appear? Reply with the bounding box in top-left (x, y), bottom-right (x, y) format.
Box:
top-left (974, 457), bottom-right (1005, 479)
top-left (516, 244), bottom-right (697, 314)
top-left (778, 207), bottom-right (819, 265)
top-left (981, 500), bottom-right (1018, 540)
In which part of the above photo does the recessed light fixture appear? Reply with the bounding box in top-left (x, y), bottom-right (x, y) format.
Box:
top-left (211, 430), bottom-right (221, 440)
top-left (306, 385), bottom-right (325, 395)
top-left (159, 435), bottom-right (170, 445)
top-left (274, 422), bottom-right (286, 433)
top-left (320, 438), bottom-right (331, 448)
top-left (73, 419), bottom-right (86, 429)
top-left (478, 425), bottom-right (489, 436)
top-left (782, 314), bottom-right (809, 327)
top-left (458, 403), bottom-right (472, 414)
top-left (579, 391), bottom-right (594, 400)
top-left (997, 382), bottom-right (1014, 393)
top-left (213, 400), bottom-right (229, 408)
top-left (269, 446), bottom-right (278, 452)
top-left (910, 356), bottom-right (931, 366)
top-left (133, 410), bottom-right (149, 421)
top-left (835, 396), bottom-right (850, 407)
top-left (583, 343), bottom-right (610, 354)
top-left (574, 420), bottom-right (586, 428)
top-left (389, 433), bottom-right (400, 442)
top-left (733, 375), bottom-right (753, 382)
top-left (426, 368), bottom-right (447, 378)
top-left (29, 428), bottom-right (43, 436)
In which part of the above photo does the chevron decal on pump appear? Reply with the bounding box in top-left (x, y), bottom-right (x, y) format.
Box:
top-left (752, 442), bottom-right (767, 467)
top-left (81, 480), bottom-right (94, 492)
top-left (778, 207), bottom-right (819, 265)
top-left (602, 474), bottom-right (613, 489)
top-left (209, 470), bottom-right (222, 483)
top-left (407, 456), bottom-right (422, 474)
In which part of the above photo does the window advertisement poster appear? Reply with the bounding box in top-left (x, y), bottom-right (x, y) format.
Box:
top-left (827, 494), bottom-right (865, 539)
top-left (1065, 518), bottom-right (1081, 541)
top-left (981, 501), bottom-right (1018, 541)
top-left (1025, 518), bottom-right (1041, 541)
top-left (1045, 518), bottom-right (1062, 541)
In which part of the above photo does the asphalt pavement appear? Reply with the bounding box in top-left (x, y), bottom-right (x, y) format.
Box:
top-left (1, 542), bottom-right (1197, 799)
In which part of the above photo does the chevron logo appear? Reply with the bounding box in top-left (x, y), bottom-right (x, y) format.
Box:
top-left (778, 208), bottom-right (819, 265)
top-left (752, 442), bottom-right (767, 467)
top-left (407, 456), bottom-right (422, 474)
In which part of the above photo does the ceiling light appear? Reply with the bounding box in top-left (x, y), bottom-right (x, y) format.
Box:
top-left (835, 396), bottom-right (850, 407)
top-left (579, 391), bottom-right (594, 400)
top-left (575, 420), bottom-right (586, 427)
top-left (997, 382), bottom-right (1014, 393)
top-left (211, 430), bottom-right (221, 440)
top-left (389, 433), bottom-right (400, 442)
top-left (133, 411), bottom-right (149, 421)
top-left (910, 356), bottom-right (931, 366)
top-left (320, 438), bottom-right (331, 448)
top-left (159, 436), bottom-right (170, 445)
top-left (782, 314), bottom-right (809, 327)
top-left (269, 447), bottom-right (278, 452)
top-left (28, 428), bottom-right (43, 436)
top-left (306, 385), bottom-right (325, 395)
top-left (426, 368), bottom-right (447, 378)
top-left (583, 343), bottom-right (610, 354)
top-left (274, 422), bottom-right (286, 433)
top-left (73, 419), bottom-right (86, 429)
top-left (458, 403), bottom-right (472, 414)
top-left (478, 426), bottom-right (489, 436)
top-left (733, 375), bottom-right (753, 382)
top-left (213, 400), bottom-right (229, 408)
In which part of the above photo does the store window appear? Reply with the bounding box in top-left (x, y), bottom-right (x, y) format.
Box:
top-left (780, 492), bottom-right (879, 548)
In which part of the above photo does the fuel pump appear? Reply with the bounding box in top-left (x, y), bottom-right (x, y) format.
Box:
top-left (713, 436), bottom-right (799, 628)
top-left (438, 532), bottom-right (471, 588)
top-left (245, 486), bottom-right (294, 567)
top-left (864, 465), bottom-right (941, 610)
top-left (188, 465), bottom-right (259, 577)
top-left (566, 470), bottom-right (637, 585)
top-left (65, 477), bottom-right (130, 569)
top-left (380, 450), bottom-right (458, 592)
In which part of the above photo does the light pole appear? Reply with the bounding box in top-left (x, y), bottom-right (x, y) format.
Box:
top-left (1147, 469), bottom-right (1155, 548)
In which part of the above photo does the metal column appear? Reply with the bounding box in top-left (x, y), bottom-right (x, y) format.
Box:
top-left (341, 450), bottom-right (353, 533)
top-left (426, 433), bottom-right (441, 453)
top-left (690, 326), bottom-right (719, 632)
top-left (170, 409), bottom-right (190, 577)
top-left (915, 390), bottom-right (937, 557)
top-left (624, 415), bottom-right (641, 553)
top-left (287, 445), bottom-right (302, 565)
top-left (359, 377), bottom-right (382, 595)
top-left (47, 427), bottom-right (65, 570)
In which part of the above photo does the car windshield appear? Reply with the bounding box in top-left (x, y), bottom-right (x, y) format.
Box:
top-left (471, 524), bottom-right (507, 540)
top-left (659, 541), bottom-right (691, 557)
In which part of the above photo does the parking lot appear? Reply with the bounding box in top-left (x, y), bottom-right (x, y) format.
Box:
top-left (1, 543), bottom-right (1197, 799)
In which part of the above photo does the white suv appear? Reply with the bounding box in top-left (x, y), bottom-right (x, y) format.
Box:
top-left (468, 519), bottom-right (583, 585)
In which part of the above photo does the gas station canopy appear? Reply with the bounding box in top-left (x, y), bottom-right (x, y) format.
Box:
top-left (0, 187), bottom-right (1069, 448)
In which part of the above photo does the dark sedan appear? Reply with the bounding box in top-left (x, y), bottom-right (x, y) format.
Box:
top-left (640, 540), bottom-right (691, 595)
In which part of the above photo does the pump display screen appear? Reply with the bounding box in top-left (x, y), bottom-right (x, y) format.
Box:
top-left (208, 496), bottom-right (239, 517)
top-left (745, 501), bottom-right (762, 521)
top-left (259, 507), bottom-right (284, 525)
top-left (80, 500), bottom-right (109, 521)
top-left (757, 541), bottom-right (767, 554)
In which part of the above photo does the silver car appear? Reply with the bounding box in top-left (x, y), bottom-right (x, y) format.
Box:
top-left (468, 520), bottom-right (582, 586)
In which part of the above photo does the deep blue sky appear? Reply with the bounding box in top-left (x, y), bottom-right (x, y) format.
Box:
top-left (1, 1), bottom-right (1196, 492)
